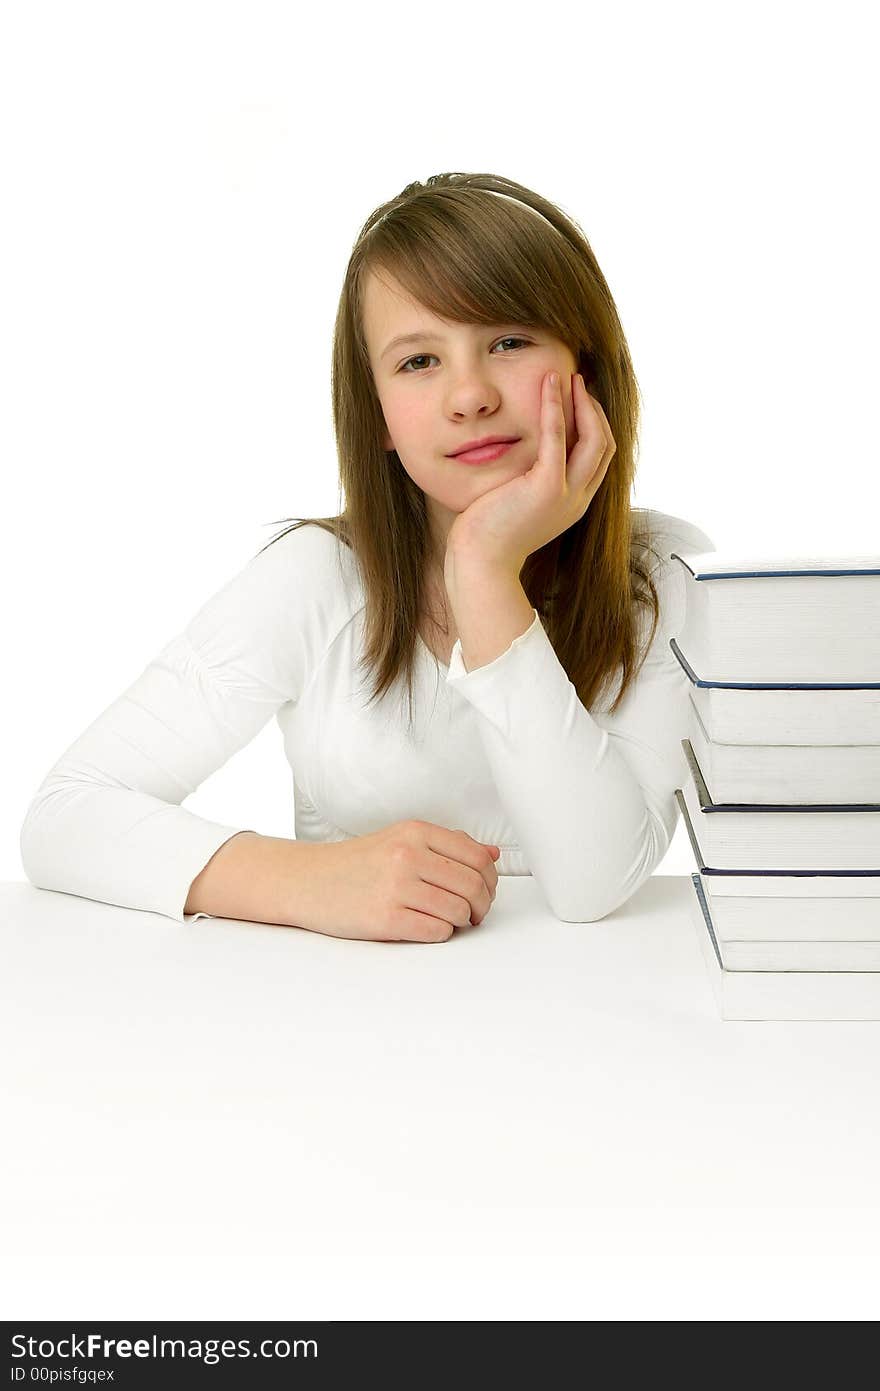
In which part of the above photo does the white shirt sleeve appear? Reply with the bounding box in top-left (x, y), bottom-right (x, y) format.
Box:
top-left (19, 525), bottom-right (339, 925)
top-left (443, 518), bottom-right (716, 921)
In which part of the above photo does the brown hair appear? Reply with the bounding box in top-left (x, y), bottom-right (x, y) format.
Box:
top-left (258, 171), bottom-right (664, 728)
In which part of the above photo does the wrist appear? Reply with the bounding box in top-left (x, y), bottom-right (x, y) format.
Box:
top-left (444, 544), bottom-right (524, 594)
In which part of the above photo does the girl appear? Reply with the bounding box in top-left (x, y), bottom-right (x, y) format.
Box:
top-left (20, 171), bottom-right (713, 942)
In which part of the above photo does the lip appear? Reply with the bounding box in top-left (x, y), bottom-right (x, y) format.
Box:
top-left (447, 436), bottom-right (520, 464)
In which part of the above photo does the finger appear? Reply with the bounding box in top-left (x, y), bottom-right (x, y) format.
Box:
top-left (425, 825), bottom-right (498, 900)
top-left (413, 880), bottom-right (475, 928)
top-left (571, 372), bottom-right (606, 451)
top-left (423, 855), bottom-right (492, 926)
top-left (395, 908), bottom-right (456, 942)
top-left (586, 451), bottom-right (614, 505)
top-left (572, 373), bottom-right (616, 482)
top-left (543, 371), bottom-right (568, 482)
top-left (577, 375), bottom-right (616, 462)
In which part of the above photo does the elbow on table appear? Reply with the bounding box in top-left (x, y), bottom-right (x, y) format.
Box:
top-left (548, 815), bottom-right (673, 922)
top-left (552, 906), bottom-right (615, 924)
top-left (546, 891), bottom-right (624, 924)
top-left (19, 806), bottom-right (53, 893)
top-left (545, 873), bottom-right (653, 924)
top-left (19, 783), bottom-right (74, 891)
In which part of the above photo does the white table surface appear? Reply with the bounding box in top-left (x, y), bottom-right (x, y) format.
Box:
top-left (3, 874), bottom-right (880, 1322)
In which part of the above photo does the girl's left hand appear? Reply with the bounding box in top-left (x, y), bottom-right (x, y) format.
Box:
top-left (445, 370), bottom-right (616, 574)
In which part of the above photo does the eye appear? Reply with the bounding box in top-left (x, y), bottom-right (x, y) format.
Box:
top-left (398, 336), bottom-right (532, 374)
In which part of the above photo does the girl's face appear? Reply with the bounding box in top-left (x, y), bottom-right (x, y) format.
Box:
top-left (362, 268), bottom-right (579, 565)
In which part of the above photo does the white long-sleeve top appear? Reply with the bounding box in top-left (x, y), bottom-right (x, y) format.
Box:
top-left (20, 508), bottom-right (714, 925)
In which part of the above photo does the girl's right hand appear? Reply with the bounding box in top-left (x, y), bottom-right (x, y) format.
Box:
top-left (297, 820), bottom-right (501, 942)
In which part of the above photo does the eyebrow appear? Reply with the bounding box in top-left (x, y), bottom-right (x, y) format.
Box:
top-left (381, 332), bottom-right (449, 360)
top-left (380, 326), bottom-right (532, 361)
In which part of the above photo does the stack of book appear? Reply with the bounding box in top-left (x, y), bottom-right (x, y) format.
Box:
top-left (669, 546), bottom-right (880, 1020)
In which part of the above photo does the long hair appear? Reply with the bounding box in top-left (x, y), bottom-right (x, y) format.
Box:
top-left (257, 171), bottom-right (664, 728)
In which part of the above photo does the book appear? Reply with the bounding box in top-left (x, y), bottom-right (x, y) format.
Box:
top-left (692, 874), bottom-right (880, 969)
top-left (688, 874), bottom-right (880, 1019)
top-left (690, 868), bottom-right (880, 940)
top-left (670, 550), bottom-right (880, 682)
top-left (677, 758), bottom-right (880, 969)
top-left (670, 640), bottom-right (880, 745)
top-left (672, 541), bottom-right (880, 1011)
top-left (708, 939), bottom-right (880, 971)
top-left (687, 693), bottom-right (880, 803)
top-left (677, 739), bottom-right (880, 870)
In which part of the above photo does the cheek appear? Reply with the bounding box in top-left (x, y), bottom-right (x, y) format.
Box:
top-left (399, 457), bottom-right (453, 499)
top-left (388, 392), bottom-right (429, 439)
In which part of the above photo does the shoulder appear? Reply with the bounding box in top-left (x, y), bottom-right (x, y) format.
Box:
top-left (242, 520), bottom-right (360, 609)
top-left (251, 518), bottom-right (353, 573)
top-left (631, 508), bottom-right (717, 643)
top-left (632, 507), bottom-right (716, 572)
top-left (182, 520), bottom-right (361, 682)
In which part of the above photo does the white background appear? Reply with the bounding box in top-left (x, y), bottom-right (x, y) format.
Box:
top-left (2, 0), bottom-right (879, 1319)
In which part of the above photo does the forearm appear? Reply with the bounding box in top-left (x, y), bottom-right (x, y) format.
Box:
top-left (468, 709), bottom-right (671, 921)
top-left (184, 830), bottom-right (318, 927)
top-left (442, 600), bottom-right (684, 922)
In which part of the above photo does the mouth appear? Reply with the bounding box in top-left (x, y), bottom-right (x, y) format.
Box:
top-left (448, 438), bottom-right (520, 465)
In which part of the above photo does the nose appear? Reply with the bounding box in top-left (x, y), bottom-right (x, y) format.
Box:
top-left (447, 374), bottom-right (501, 414)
